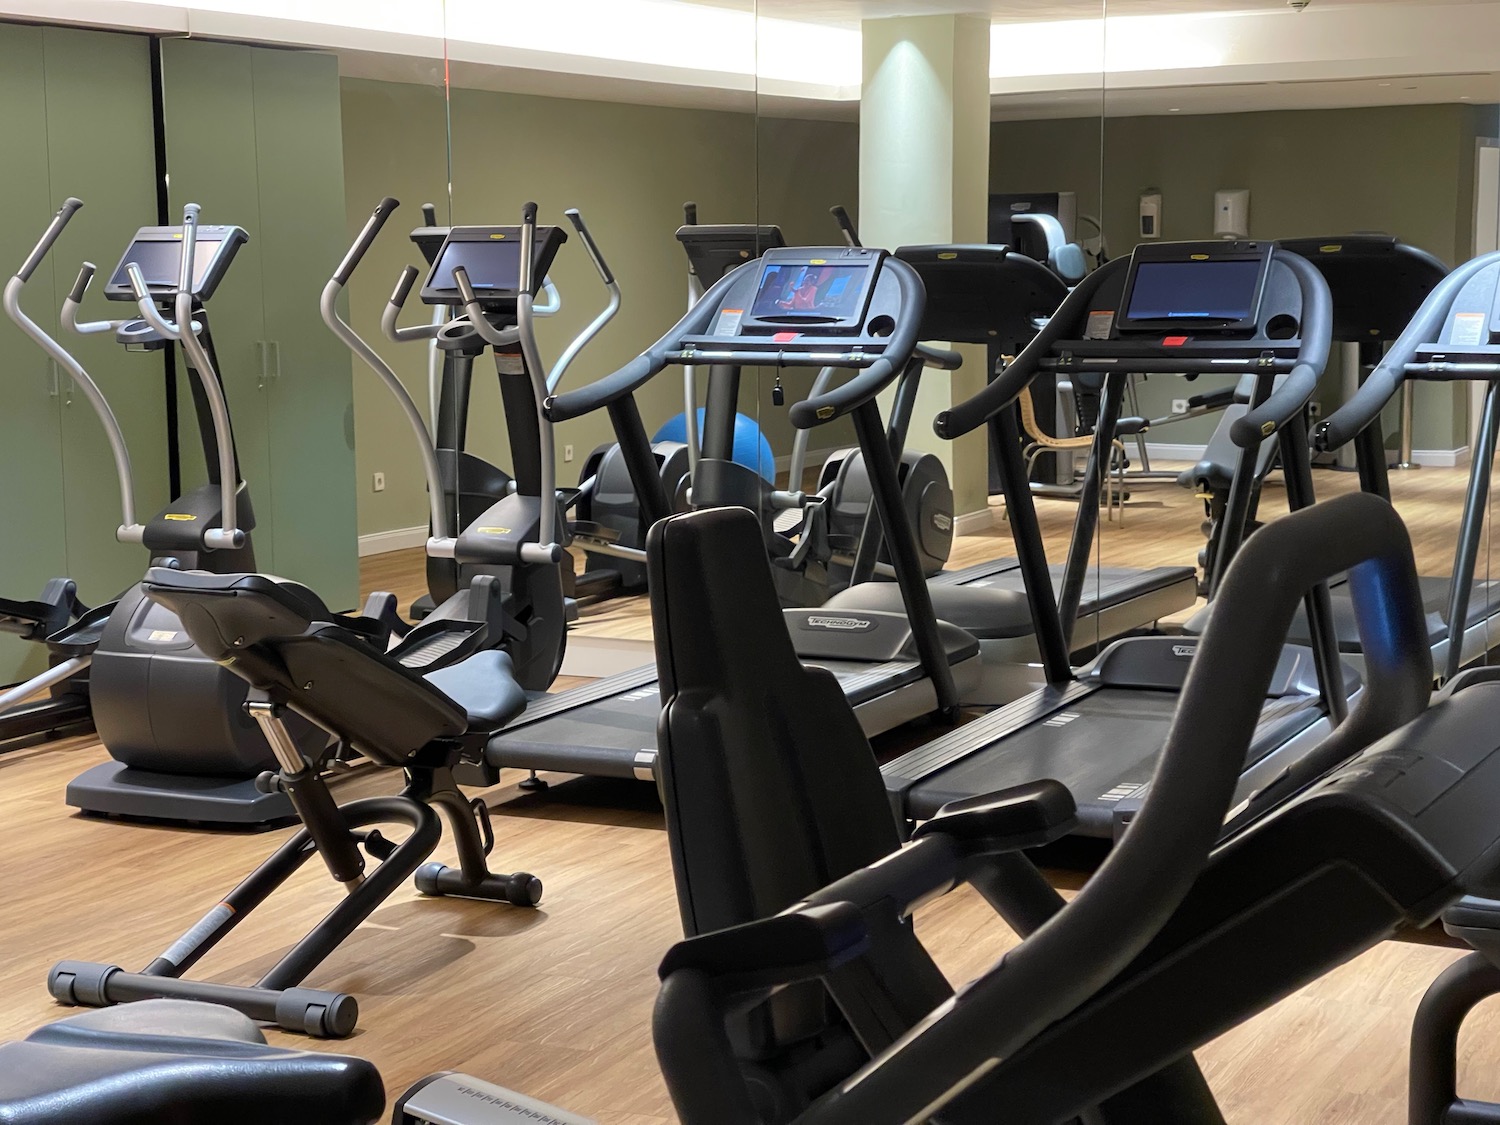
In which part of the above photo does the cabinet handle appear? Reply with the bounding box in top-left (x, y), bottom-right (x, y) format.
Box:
top-left (46, 359), bottom-right (59, 398)
top-left (269, 339), bottom-right (281, 382)
top-left (256, 340), bottom-right (268, 390)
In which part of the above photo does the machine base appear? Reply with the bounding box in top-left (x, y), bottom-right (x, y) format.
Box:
top-left (66, 760), bottom-right (295, 829)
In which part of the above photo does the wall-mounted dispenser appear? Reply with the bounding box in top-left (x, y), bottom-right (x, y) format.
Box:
top-left (1214, 189), bottom-right (1251, 238)
top-left (1139, 192), bottom-right (1162, 239)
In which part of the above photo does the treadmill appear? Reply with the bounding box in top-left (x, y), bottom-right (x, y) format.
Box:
top-left (824, 244), bottom-right (1199, 679)
top-left (459, 244), bottom-right (981, 786)
top-left (1313, 241), bottom-right (1500, 682)
top-left (881, 239), bottom-right (1362, 839)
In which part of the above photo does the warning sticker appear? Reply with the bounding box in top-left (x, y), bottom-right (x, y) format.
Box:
top-left (713, 308), bottom-right (745, 336)
top-left (1085, 310), bottom-right (1115, 340)
top-left (1452, 311), bottom-right (1486, 346)
top-left (149, 629), bottom-right (178, 642)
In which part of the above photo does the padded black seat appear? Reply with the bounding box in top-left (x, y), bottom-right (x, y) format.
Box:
top-left (823, 581), bottom-right (1037, 641)
top-left (650, 507), bottom-right (953, 1106)
top-left (424, 649), bottom-right (528, 727)
top-left (142, 569), bottom-right (526, 766)
top-left (0, 1000), bottom-right (383, 1125)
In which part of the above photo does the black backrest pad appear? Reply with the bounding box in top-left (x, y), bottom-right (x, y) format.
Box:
top-left (144, 574), bottom-right (468, 765)
top-left (650, 507), bottom-right (939, 1056)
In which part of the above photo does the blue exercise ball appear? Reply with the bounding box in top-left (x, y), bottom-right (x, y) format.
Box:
top-left (654, 409), bottom-right (775, 483)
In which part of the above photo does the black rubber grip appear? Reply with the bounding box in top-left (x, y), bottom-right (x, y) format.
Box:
top-left (389, 264), bottom-right (419, 308)
top-left (333, 197), bottom-right (399, 286)
top-left (421, 202), bottom-right (437, 226)
top-left (683, 201), bottom-right (698, 225)
top-left (565, 208), bottom-right (615, 285)
top-left (67, 262), bottom-right (95, 305)
top-left (521, 201), bottom-right (538, 224)
top-left (17, 197), bottom-right (84, 283)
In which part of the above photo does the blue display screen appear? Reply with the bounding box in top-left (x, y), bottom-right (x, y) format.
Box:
top-left (750, 262), bottom-right (871, 323)
top-left (1127, 259), bottom-right (1263, 321)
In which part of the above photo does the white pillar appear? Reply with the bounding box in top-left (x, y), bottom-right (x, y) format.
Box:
top-left (860, 13), bottom-right (991, 521)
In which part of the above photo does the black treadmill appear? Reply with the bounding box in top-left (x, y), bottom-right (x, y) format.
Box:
top-left (460, 244), bottom-right (981, 786)
top-left (881, 239), bottom-right (1362, 838)
top-left (1314, 242), bottom-right (1500, 682)
top-left (823, 244), bottom-right (1199, 675)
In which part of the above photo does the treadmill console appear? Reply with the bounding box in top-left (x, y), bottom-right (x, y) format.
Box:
top-left (895, 244), bottom-right (1067, 353)
top-left (104, 225), bottom-right (249, 303)
top-left (420, 225), bottom-right (567, 306)
top-left (1116, 241), bottom-right (1273, 336)
top-left (677, 223), bottom-right (785, 287)
top-left (740, 247), bottom-right (883, 334)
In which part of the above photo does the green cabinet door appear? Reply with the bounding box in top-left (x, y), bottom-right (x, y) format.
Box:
top-left (43, 27), bottom-right (166, 602)
top-left (159, 37), bottom-right (272, 566)
top-left (251, 47), bottom-right (358, 608)
top-left (0, 23), bottom-right (68, 684)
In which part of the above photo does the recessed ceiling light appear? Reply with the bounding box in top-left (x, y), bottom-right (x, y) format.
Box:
top-left (1169, 107), bottom-right (1181, 112)
top-left (1379, 82), bottom-right (1391, 87)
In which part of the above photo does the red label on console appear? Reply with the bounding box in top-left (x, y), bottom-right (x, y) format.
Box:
top-left (1163, 335), bottom-right (1189, 347)
top-left (773, 331), bottom-right (799, 342)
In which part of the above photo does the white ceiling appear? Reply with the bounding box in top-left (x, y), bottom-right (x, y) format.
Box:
top-left (8, 0), bottom-right (1498, 121)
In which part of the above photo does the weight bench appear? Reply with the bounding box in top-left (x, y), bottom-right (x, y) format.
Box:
top-left (49, 569), bottom-right (542, 1038)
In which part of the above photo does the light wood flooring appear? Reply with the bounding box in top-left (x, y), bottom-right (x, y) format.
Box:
top-left (5, 460), bottom-right (1500, 1123)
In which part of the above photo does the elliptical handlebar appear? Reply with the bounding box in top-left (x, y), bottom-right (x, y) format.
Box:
top-left (548, 208), bottom-right (622, 394)
top-left (17, 197), bottom-right (83, 284)
top-left (322, 197), bottom-right (454, 548)
top-left (4, 198), bottom-right (145, 545)
top-left (830, 205), bottom-right (860, 249)
top-left (513, 202), bottom-right (564, 566)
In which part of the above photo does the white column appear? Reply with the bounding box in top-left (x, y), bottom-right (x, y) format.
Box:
top-left (860, 13), bottom-right (991, 522)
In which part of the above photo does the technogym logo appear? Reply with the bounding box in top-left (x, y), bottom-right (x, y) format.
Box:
top-left (1172, 644), bottom-right (1196, 658)
top-left (807, 616), bottom-right (875, 632)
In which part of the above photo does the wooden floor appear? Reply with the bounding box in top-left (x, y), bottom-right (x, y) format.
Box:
top-left (5, 460), bottom-right (1500, 1123)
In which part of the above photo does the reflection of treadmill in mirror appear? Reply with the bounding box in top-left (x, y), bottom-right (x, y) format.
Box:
top-left (465, 246), bottom-right (982, 787)
top-left (878, 246), bottom-right (1198, 663)
top-left (1293, 235), bottom-right (1500, 681)
top-left (413, 221), bottom-right (564, 618)
top-left (881, 239), bottom-right (1359, 844)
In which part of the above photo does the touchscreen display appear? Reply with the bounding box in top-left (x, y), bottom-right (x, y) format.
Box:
top-left (750, 261), bottom-right (870, 322)
top-left (428, 238), bottom-right (525, 294)
top-left (109, 238), bottom-right (222, 292)
top-left (1126, 259), bottom-right (1263, 321)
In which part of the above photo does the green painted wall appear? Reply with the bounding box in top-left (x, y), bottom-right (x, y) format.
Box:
top-left (992, 104), bottom-right (1485, 452)
top-left (0, 23), bottom-right (165, 683)
top-left (341, 79), bottom-right (861, 538)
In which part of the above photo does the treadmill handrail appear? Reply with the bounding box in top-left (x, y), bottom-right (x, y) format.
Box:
top-left (789, 257), bottom-right (926, 428)
top-left (1316, 250), bottom-right (1500, 451)
top-left (1229, 249), bottom-right (1333, 447)
top-left (545, 257), bottom-right (755, 423)
top-left (935, 256), bottom-right (1128, 439)
top-left (760, 493), bottom-right (1431, 1125)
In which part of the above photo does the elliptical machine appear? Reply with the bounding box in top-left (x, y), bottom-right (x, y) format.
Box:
top-left (6, 199), bottom-right (332, 826)
top-left (378, 202), bottom-right (621, 690)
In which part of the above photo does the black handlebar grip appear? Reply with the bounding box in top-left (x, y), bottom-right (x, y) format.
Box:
top-left (683, 201), bottom-right (698, 225)
top-left (389, 264), bottom-right (419, 308)
top-left (1229, 364), bottom-right (1319, 447)
top-left (67, 262), bottom-right (96, 305)
top-left (17, 197), bottom-right (85, 284)
top-left (521, 201), bottom-right (539, 225)
top-left (830, 205), bottom-right (860, 247)
top-left (333, 197), bottom-right (400, 286)
top-left (564, 208), bottom-right (615, 286)
top-left (421, 202), bottom-right (437, 226)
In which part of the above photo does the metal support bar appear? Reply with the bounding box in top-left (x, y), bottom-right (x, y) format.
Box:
top-left (849, 400), bottom-right (958, 720)
top-left (1057, 371), bottom-right (1125, 645)
top-left (1444, 381), bottom-right (1500, 682)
